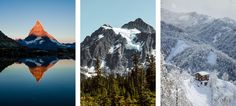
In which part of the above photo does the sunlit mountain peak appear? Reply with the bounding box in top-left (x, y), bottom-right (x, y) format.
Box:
top-left (29, 20), bottom-right (56, 40)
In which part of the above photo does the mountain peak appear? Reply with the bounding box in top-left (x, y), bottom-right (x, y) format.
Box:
top-left (134, 18), bottom-right (144, 22)
top-left (101, 24), bottom-right (112, 29)
top-left (29, 20), bottom-right (56, 40)
top-left (121, 18), bottom-right (155, 33)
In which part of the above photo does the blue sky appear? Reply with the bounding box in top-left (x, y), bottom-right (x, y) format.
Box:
top-left (0, 0), bottom-right (75, 43)
top-left (81, 0), bottom-right (156, 41)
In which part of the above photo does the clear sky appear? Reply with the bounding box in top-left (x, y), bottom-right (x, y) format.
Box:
top-left (81, 0), bottom-right (156, 41)
top-left (0, 0), bottom-right (75, 43)
top-left (162, 0), bottom-right (236, 20)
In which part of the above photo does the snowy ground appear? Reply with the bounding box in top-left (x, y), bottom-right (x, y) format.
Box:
top-left (182, 78), bottom-right (236, 106)
top-left (183, 79), bottom-right (211, 106)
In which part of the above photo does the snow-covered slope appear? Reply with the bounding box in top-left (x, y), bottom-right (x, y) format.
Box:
top-left (162, 21), bottom-right (236, 80)
top-left (183, 77), bottom-right (236, 106)
top-left (161, 63), bottom-right (236, 106)
top-left (161, 9), bottom-right (236, 80)
top-left (162, 9), bottom-right (236, 60)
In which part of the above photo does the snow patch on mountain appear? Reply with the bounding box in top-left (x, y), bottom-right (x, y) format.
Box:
top-left (207, 52), bottom-right (217, 65)
top-left (108, 46), bottom-right (114, 54)
top-left (39, 40), bottom-right (44, 44)
top-left (24, 59), bottom-right (42, 66)
top-left (108, 44), bottom-right (121, 54)
top-left (81, 66), bottom-right (96, 77)
top-left (113, 28), bottom-right (141, 51)
top-left (100, 60), bottom-right (105, 68)
top-left (25, 37), bottom-right (42, 44)
top-left (102, 25), bottom-right (112, 29)
top-left (98, 34), bottom-right (104, 39)
top-left (166, 40), bottom-right (189, 63)
top-left (102, 25), bottom-right (142, 51)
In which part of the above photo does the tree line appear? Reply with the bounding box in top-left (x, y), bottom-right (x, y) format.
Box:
top-left (81, 54), bottom-right (156, 106)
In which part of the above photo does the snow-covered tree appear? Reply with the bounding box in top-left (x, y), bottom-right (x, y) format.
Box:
top-left (209, 70), bottom-right (236, 106)
top-left (222, 72), bottom-right (229, 81)
top-left (161, 55), bottom-right (191, 106)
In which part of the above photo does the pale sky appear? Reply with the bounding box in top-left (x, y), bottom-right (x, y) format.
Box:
top-left (162, 0), bottom-right (236, 20)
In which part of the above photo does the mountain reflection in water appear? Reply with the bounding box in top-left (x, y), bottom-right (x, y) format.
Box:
top-left (0, 56), bottom-right (75, 106)
top-left (19, 56), bottom-right (59, 82)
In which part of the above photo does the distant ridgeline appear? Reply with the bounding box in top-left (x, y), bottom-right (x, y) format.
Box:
top-left (0, 20), bottom-right (75, 58)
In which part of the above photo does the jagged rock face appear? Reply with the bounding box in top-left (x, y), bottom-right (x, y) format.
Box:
top-left (0, 31), bottom-right (20, 48)
top-left (161, 9), bottom-right (236, 80)
top-left (122, 18), bottom-right (155, 33)
top-left (81, 18), bottom-right (155, 75)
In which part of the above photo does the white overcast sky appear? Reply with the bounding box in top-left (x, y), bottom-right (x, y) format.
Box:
top-left (162, 0), bottom-right (236, 20)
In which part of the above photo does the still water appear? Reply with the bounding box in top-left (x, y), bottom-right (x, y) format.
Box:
top-left (0, 56), bottom-right (75, 106)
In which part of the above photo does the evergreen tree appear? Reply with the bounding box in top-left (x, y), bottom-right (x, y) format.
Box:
top-left (146, 54), bottom-right (156, 91)
top-left (81, 54), bottom-right (156, 105)
top-left (130, 54), bottom-right (141, 99)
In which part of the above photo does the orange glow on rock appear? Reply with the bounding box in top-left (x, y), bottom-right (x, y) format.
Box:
top-left (29, 20), bottom-right (56, 40)
top-left (28, 63), bottom-right (55, 82)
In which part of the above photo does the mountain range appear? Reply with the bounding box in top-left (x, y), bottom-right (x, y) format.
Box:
top-left (81, 18), bottom-right (155, 77)
top-left (161, 9), bottom-right (236, 80)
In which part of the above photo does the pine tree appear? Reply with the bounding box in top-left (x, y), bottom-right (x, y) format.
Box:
top-left (130, 54), bottom-right (141, 99)
top-left (146, 54), bottom-right (156, 91)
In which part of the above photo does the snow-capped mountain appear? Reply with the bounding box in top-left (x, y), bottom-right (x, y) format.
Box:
top-left (81, 18), bottom-right (155, 77)
top-left (161, 9), bottom-right (236, 80)
top-left (161, 8), bottom-right (214, 33)
top-left (18, 20), bottom-right (64, 50)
